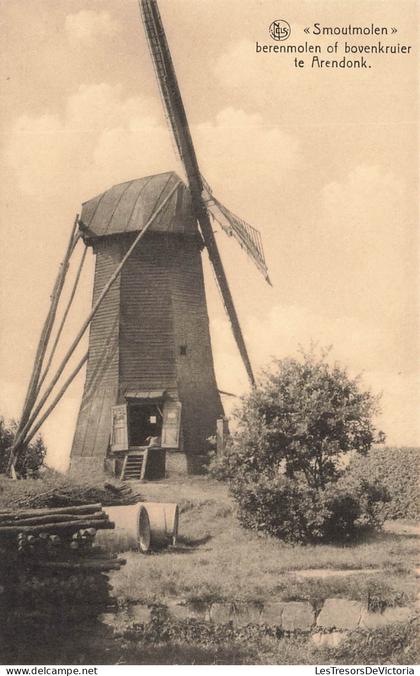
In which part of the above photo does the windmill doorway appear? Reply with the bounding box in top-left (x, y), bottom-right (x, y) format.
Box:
top-left (110, 392), bottom-right (182, 481)
top-left (128, 401), bottom-right (163, 447)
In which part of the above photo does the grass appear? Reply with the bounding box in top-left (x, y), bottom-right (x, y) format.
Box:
top-left (110, 475), bottom-right (418, 607)
top-left (1, 472), bottom-right (418, 665)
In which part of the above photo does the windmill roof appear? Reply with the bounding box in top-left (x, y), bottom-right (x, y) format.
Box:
top-left (79, 171), bottom-right (197, 240)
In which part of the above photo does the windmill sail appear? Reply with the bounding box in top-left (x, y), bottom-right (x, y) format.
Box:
top-left (201, 178), bottom-right (271, 284)
top-left (140, 0), bottom-right (258, 386)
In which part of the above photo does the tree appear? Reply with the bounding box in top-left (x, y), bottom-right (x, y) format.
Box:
top-left (0, 417), bottom-right (47, 477)
top-left (225, 348), bottom-right (383, 487)
top-left (215, 348), bottom-right (388, 542)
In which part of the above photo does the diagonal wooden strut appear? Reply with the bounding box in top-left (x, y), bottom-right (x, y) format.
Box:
top-left (11, 215), bottom-right (79, 450)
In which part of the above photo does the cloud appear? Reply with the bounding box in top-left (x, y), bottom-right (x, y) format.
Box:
top-left (5, 83), bottom-right (177, 204)
top-left (195, 107), bottom-right (300, 216)
top-left (214, 39), bottom-right (269, 93)
top-left (5, 85), bottom-right (300, 212)
top-left (65, 10), bottom-right (120, 46)
top-left (313, 164), bottom-right (411, 322)
top-left (210, 303), bottom-right (419, 446)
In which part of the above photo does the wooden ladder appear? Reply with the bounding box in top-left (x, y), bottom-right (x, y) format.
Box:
top-left (120, 450), bottom-right (148, 481)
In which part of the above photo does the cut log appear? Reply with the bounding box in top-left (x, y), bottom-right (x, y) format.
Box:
top-left (0, 503), bottom-right (102, 519)
top-left (0, 519), bottom-right (114, 534)
top-left (35, 558), bottom-right (126, 571)
top-left (0, 512), bottom-right (107, 527)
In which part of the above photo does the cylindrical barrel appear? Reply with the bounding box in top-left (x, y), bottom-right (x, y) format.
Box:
top-left (139, 502), bottom-right (179, 547)
top-left (96, 504), bottom-right (151, 553)
top-left (99, 502), bottom-right (178, 553)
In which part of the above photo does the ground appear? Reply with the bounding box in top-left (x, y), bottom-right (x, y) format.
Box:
top-left (1, 473), bottom-right (418, 664)
top-left (111, 475), bottom-right (418, 610)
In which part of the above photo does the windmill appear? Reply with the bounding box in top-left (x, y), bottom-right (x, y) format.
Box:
top-left (7, 0), bottom-right (270, 480)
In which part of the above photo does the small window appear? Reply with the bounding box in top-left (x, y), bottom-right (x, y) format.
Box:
top-left (149, 415), bottom-right (157, 424)
top-left (180, 345), bottom-right (187, 355)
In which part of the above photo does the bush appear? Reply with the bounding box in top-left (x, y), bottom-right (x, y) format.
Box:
top-left (348, 446), bottom-right (420, 520)
top-left (322, 623), bottom-right (419, 664)
top-left (216, 349), bottom-right (388, 543)
top-left (0, 417), bottom-right (46, 477)
top-left (230, 470), bottom-right (389, 544)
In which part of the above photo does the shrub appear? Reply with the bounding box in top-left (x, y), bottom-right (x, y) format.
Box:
top-left (230, 471), bottom-right (389, 544)
top-left (348, 446), bottom-right (420, 520)
top-left (322, 623), bottom-right (419, 664)
top-left (217, 349), bottom-right (388, 543)
top-left (0, 417), bottom-right (46, 477)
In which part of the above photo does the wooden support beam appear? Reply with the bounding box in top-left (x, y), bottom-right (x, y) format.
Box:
top-left (15, 216), bottom-right (79, 435)
top-left (7, 215), bottom-right (80, 474)
top-left (22, 351), bottom-right (88, 447)
top-left (7, 179), bottom-right (181, 471)
top-left (37, 244), bottom-right (88, 395)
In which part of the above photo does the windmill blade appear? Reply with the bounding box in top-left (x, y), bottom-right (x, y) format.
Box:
top-left (202, 180), bottom-right (271, 284)
top-left (139, 0), bottom-right (256, 386)
top-left (140, 0), bottom-right (203, 199)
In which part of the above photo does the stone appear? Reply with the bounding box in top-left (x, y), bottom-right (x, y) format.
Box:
top-left (210, 602), bottom-right (233, 624)
top-left (187, 601), bottom-right (210, 621)
top-left (359, 606), bottom-right (417, 630)
top-left (99, 612), bottom-right (118, 627)
top-left (295, 568), bottom-right (381, 579)
top-left (127, 604), bottom-right (152, 624)
top-left (282, 602), bottom-right (315, 631)
top-left (261, 601), bottom-right (286, 626)
top-left (317, 598), bottom-right (363, 630)
top-left (312, 632), bottom-right (348, 648)
top-left (232, 603), bottom-right (262, 626)
top-left (167, 602), bottom-right (191, 622)
top-left (166, 600), bottom-right (209, 622)
top-left (165, 451), bottom-right (188, 475)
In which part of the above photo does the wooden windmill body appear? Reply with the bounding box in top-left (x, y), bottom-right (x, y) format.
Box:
top-left (70, 172), bottom-right (223, 477)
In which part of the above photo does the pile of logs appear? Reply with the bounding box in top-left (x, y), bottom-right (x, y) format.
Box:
top-left (0, 503), bottom-right (126, 622)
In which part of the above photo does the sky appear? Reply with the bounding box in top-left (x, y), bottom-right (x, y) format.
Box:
top-left (0, 0), bottom-right (418, 470)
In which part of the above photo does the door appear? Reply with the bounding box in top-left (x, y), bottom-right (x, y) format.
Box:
top-left (161, 401), bottom-right (182, 448)
top-left (110, 404), bottom-right (128, 451)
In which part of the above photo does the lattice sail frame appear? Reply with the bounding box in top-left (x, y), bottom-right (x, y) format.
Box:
top-left (201, 177), bottom-right (271, 285)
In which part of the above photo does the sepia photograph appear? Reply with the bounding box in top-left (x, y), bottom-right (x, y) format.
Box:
top-left (0, 0), bottom-right (418, 667)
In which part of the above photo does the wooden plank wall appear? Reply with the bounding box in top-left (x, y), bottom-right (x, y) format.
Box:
top-left (70, 230), bottom-right (223, 472)
top-left (169, 235), bottom-right (224, 462)
top-left (69, 238), bottom-right (122, 472)
top-left (118, 233), bottom-right (177, 395)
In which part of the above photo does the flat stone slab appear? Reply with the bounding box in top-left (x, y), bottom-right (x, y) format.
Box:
top-left (126, 604), bottom-right (152, 624)
top-left (210, 602), bottom-right (232, 624)
top-left (167, 601), bottom-right (192, 622)
top-left (232, 603), bottom-right (262, 626)
top-left (282, 601), bottom-right (314, 631)
top-left (166, 599), bottom-right (209, 621)
top-left (312, 632), bottom-right (347, 648)
top-left (295, 568), bottom-right (381, 579)
top-left (359, 606), bottom-right (417, 630)
top-left (317, 598), bottom-right (363, 630)
top-left (384, 521), bottom-right (420, 536)
top-left (260, 601), bottom-right (286, 626)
